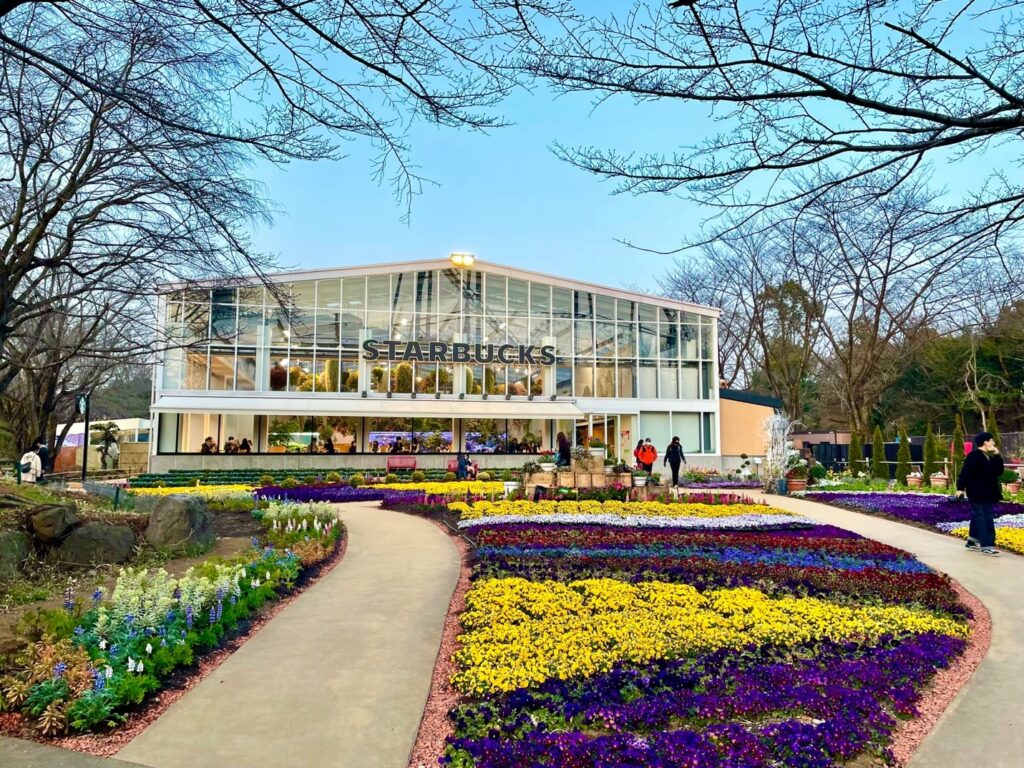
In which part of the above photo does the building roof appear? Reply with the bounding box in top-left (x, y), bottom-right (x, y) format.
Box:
top-left (719, 389), bottom-right (783, 409)
top-left (162, 257), bottom-right (720, 317)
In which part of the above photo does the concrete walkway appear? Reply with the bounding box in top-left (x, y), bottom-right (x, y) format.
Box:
top-left (763, 493), bottom-right (1024, 767)
top-left (116, 503), bottom-right (460, 768)
top-left (0, 737), bottom-right (146, 768)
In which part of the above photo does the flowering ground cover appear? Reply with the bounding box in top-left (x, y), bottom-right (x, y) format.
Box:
top-left (441, 498), bottom-right (971, 767)
top-left (255, 480), bottom-right (504, 503)
top-left (0, 501), bottom-right (343, 737)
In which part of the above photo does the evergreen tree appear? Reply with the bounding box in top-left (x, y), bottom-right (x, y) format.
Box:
top-left (871, 425), bottom-right (887, 480)
top-left (848, 429), bottom-right (863, 476)
top-left (988, 405), bottom-right (1001, 448)
top-left (895, 421), bottom-right (912, 485)
top-left (951, 414), bottom-right (966, 480)
top-left (923, 423), bottom-right (937, 486)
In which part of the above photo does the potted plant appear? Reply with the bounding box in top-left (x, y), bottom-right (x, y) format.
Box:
top-left (785, 465), bottom-right (808, 493)
top-left (538, 450), bottom-right (555, 472)
top-left (632, 470), bottom-right (648, 488)
top-left (1000, 469), bottom-right (1021, 495)
top-left (906, 470), bottom-right (923, 488)
top-left (501, 469), bottom-right (520, 497)
top-left (522, 460), bottom-right (542, 476)
top-left (587, 437), bottom-right (606, 459)
top-left (930, 472), bottom-right (948, 489)
top-left (650, 472), bottom-right (662, 487)
top-left (604, 457), bottom-right (616, 474)
top-left (571, 444), bottom-right (592, 470)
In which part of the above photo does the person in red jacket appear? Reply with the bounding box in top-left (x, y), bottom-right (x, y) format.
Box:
top-left (633, 439), bottom-right (645, 470)
top-left (639, 438), bottom-right (658, 475)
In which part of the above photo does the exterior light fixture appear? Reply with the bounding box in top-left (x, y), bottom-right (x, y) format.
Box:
top-left (505, 393), bottom-right (511, 400)
top-left (411, 392), bottom-right (417, 398)
top-left (528, 394), bottom-right (534, 401)
top-left (387, 392), bottom-right (393, 398)
top-left (550, 395), bottom-right (557, 401)
top-left (459, 393), bottom-right (465, 399)
top-left (482, 393), bottom-right (488, 400)
top-left (361, 390), bottom-right (368, 398)
top-left (435, 392), bottom-right (441, 399)
top-left (449, 251), bottom-right (476, 268)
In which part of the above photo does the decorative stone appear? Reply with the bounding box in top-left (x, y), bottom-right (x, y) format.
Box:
top-left (49, 523), bottom-right (135, 565)
top-left (0, 530), bottom-right (30, 579)
top-left (30, 503), bottom-right (80, 543)
top-left (144, 495), bottom-right (214, 553)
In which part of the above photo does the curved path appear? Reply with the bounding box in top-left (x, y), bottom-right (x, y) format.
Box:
top-left (764, 493), bottom-right (1024, 767)
top-left (115, 503), bottom-right (460, 768)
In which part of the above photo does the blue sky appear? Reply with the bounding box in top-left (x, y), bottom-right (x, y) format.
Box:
top-left (247, 4), bottom-right (1005, 295)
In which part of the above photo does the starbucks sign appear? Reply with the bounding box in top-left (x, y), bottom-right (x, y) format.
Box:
top-left (362, 340), bottom-right (556, 366)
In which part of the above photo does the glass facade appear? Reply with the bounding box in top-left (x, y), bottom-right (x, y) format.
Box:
top-left (160, 268), bottom-right (717, 400)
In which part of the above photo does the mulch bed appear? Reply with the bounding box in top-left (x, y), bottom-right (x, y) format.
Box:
top-left (0, 529), bottom-right (348, 756)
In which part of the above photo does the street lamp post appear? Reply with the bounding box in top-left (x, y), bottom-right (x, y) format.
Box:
top-left (77, 392), bottom-right (90, 484)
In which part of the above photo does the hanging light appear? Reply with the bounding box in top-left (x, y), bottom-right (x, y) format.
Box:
top-left (449, 252), bottom-right (476, 268)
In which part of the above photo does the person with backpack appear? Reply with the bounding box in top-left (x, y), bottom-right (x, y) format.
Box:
top-left (639, 438), bottom-right (657, 476)
top-left (956, 430), bottom-right (1004, 556)
top-left (663, 436), bottom-right (687, 486)
top-left (19, 447), bottom-right (42, 484)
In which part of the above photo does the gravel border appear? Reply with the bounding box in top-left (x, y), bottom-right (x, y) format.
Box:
top-left (1, 531), bottom-right (349, 757)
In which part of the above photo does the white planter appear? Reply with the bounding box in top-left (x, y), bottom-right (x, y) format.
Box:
top-left (589, 447), bottom-right (607, 459)
top-left (632, 476), bottom-right (648, 487)
top-left (539, 463), bottom-right (555, 472)
top-left (604, 465), bottom-right (614, 474)
top-left (503, 481), bottom-right (519, 497)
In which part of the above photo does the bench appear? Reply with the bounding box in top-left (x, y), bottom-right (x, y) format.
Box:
top-left (386, 455), bottom-right (417, 472)
top-left (447, 458), bottom-right (459, 473)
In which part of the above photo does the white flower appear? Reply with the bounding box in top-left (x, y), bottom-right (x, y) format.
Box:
top-left (137, 661), bottom-right (144, 673)
top-left (145, 643), bottom-right (153, 655)
top-left (104, 666), bottom-right (113, 679)
top-left (99, 638), bottom-right (107, 650)
top-left (127, 657), bottom-right (136, 673)
top-left (265, 571), bottom-right (271, 581)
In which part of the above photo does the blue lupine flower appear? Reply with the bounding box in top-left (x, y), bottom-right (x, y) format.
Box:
top-left (109, 644), bottom-right (119, 655)
top-left (173, 587), bottom-right (182, 600)
top-left (92, 588), bottom-right (103, 602)
top-left (63, 584), bottom-right (75, 611)
top-left (166, 610), bottom-right (176, 622)
top-left (160, 638), bottom-right (168, 647)
top-left (230, 595), bottom-right (237, 606)
top-left (251, 536), bottom-right (260, 548)
top-left (92, 669), bottom-right (105, 691)
top-left (124, 613), bottom-right (134, 625)
top-left (185, 605), bottom-right (194, 629)
top-left (216, 601), bottom-right (223, 621)
top-left (209, 605), bottom-right (217, 624)
top-left (53, 662), bottom-right (67, 678)
top-left (74, 626), bottom-right (85, 636)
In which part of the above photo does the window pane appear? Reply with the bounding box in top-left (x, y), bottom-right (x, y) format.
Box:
top-left (315, 312), bottom-right (341, 347)
top-left (210, 305), bottom-right (236, 342)
top-left (342, 277), bottom-right (366, 311)
top-left (341, 354), bottom-right (360, 392)
top-left (617, 362), bottom-right (635, 398)
top-left (681, 324), bottom-right (699, 359)
top-left (366, 311), bottom-right (390, 341)
top-left (413, 418), bottom-right (453, 452)
top-left (595, 295), bottom-right (615, 321)
top-left (391, 272), bottom-right (415, 313)
top-left (574, 291), bottom-right (593, 319)
top-left (575, 320), bottom-right (594, 356)
top-left (509, 419), bottom-right (543, 452)
top-left (465, 365), bottom-right (483, 395)
top-left (703, 413), bottom-right (716, 453)
top-left (265, 307), bottom-right (290, 346)
top-left (289, 281), bottom-right (317, 308)
top-left (237, 285), bottom-right (262, 304)
top-left (616, 299), bottom-right (635, 321)
top-left (438, 316), bottom-right (459, 343)
top-left (506, 317), bottom-right (528, 346)
top-left (237, 307), bottom-right (262, 345)
top-left (596, 362), bottom-right (615, 397)
top-left (369, 361), bottom-right (388, 393)
top-left (639, 319), bottom-right (657, 357)
top-left (183, 304), bottom-right (209, 344)
top-left (701, 361), bottom-right (715, 399)
top-left (681, 362), bottom-right (700, 398)
top-left (211, 287), bottom-right (235, 304)
top-left (317, 279), bottom-right (341, 309)
top-left (701, 323), bottom-right (713, 358)
top-left (464, 418), bottom-right (507, 453)
top-left (317, 354), bottom-right (342, 392)
top-left (415, 363), bottom-right (437, 394)
top-left (508, 365), bottom-right (530, 396)
top-left (368, 417), bottom-right (412, 453)
top-left (162, 349), bottom-right (182, 389)
top-left (463, 270), bottom-right (484, 313)
top-left (236, 353), bottom-right (256, 391)
top-left (659, 365), bottom-right (678, 399)
top-left (595, 322), bottom-right (616, 358)
top-left (552, 287), bottom-right (572, 318)
top-left (529, 318), bottom-right (551, 345)
top-left (209, 352), bottom-right (235, 390)
top-left (341, 310), bottom-right (364, 346)
top-left (288, 354), bottom-right (315, 391)
top-left (553, 318), bottom-right (572, 356)
top-left (415, 271), bottom-right (436, 315)
top-left (439, 269), bottom-right (462, 314)
top-left (659, 318), bottom-right (679, 359)
top-left (391, 361), bottom-right (414, 393)
top-left (289, 310), bottom-right (315, 347)
top-left (617, 322), bottom-right (635, 357)
top-left (392, 312), bottom-right (413, 340)
top-left (530, 283), bottom-right (550, 315)
top-left (366, 275), bottom-right (389, 312)
top-left (269, 353), bottom-right (288, 391)
top-left (484, 364), bottom-right (506, 395)
top-left (184, 352), bottom-right (208, 389)
top-left (507, 278), bottom-right (529, 316)
top-left (574, 359), bottom-right (594, 396)
top-left (638, 360), bottom-right (657, 398)
top-left (556, 360), bottom-right (573, 396)
top-left (438, 364), bottom-right (454, 394)
top-left (485, 274), bottom-right (507, 316)
top-left (463, 315), bottom-right (484, 344)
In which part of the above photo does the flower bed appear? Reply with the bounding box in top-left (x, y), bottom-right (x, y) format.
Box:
top-left (0, 501), bottom-right (343, 737)
top-left (255, 480), bottom-right (504, 502)
top-left (440, 499), bottom-right (971, 767)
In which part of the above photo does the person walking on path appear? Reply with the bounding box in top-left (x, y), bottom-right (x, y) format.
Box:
top-left (633, 439), bottom-right (644, 470)
top-left (639, 438), bottom-right (657, 476)
top-left (956, 430), bottom-right (1004, 556)
top-left (663, 436), bottom-right (687, 486)
top-left (19, 447), bottom-right (42, 484)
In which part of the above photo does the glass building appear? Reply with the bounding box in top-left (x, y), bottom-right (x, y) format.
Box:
top-left (150, 259), bottom-right (720, 470)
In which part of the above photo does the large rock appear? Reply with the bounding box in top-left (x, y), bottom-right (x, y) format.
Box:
top-left (30, 503), bottom-right (80, 543)
top-left (144, 495), bottom-right (214, 553)
top-left (49, 523), bottom-right (136, 565)
top-left (0, 530), bottom-right (30, 579)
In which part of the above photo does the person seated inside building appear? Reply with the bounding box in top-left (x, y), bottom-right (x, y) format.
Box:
top-left (238, 438), bottom-right (252, 454)
top-left (223, 436), bottom-right (239, 454)
top-left (200, 436), bottom-right (218, 454)
top-left (324, 436), bottom-right (335, 454)
top-left (332, 424), bottom-right (356, 453)
top-left (308, 437), bottom-right (319, 453)
top-left (370, 440), bottom-right (380, 453)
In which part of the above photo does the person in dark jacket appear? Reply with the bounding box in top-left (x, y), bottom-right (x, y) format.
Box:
top-left (956, 431), bottom-right (1003, 555)
top-left (456, 452), bottom-right (469, 480)
top-left (663, 436), bottom-right (687, 486)
top-left (555, 432), bottom-right (571, 468)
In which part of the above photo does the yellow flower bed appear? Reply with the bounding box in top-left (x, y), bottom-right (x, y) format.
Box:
top-left (950, 526), bottom-right (1024, 555)
top-left (450, 499), bottom-right (779, 520)
top-left (452, 577), bottom-right (968, 695)
top-left (131, 484), bottom-right (255, 497)
top-left (376, 481), bottom-right (505, 496)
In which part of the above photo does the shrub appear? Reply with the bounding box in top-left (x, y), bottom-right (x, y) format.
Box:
top-left (923, 424), bottom-right (937, 487)
top-left (279, 477), bottom-right (299, 489)
top-left (443, 471), bottom-right (457, 482)
top-left (896, 421), bottom-right (912, 486)
top-left (477, 471), bottom-right (492, 481)
top-left (871, 426), bottom-right (887, 480)
top-left (301, 476), bottom-right (318, 485)
top-left (411, 470), bottom-right (426, 482)
top-left (350, 473), bottom-right (365, 487)
top-left (384, 473), bottom-right (400, 484)
top-left (809, 465), bottom-right (827, 481)
top-left (1000, 469), bottom-right (1019, 484)
top-left (848, 430), bottom-right (863, 475)
top-left (258, 475), bottom-right (275, 487)
top-left (325, 472), bottom-right (342, 483)
top-left (952, 414), bottom-right (965, 479)
top-left (153, 480), bottom-right (166, 488)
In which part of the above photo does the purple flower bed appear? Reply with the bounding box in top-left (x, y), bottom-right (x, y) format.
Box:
top-left (446, 633), bottom-right (965, 768)
top-left (681, 479), bottom-right (762, 489)
top-left (805, 492), bottom-right (1024, 526)
top-left (255, 485), bottom-right (425, 504)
